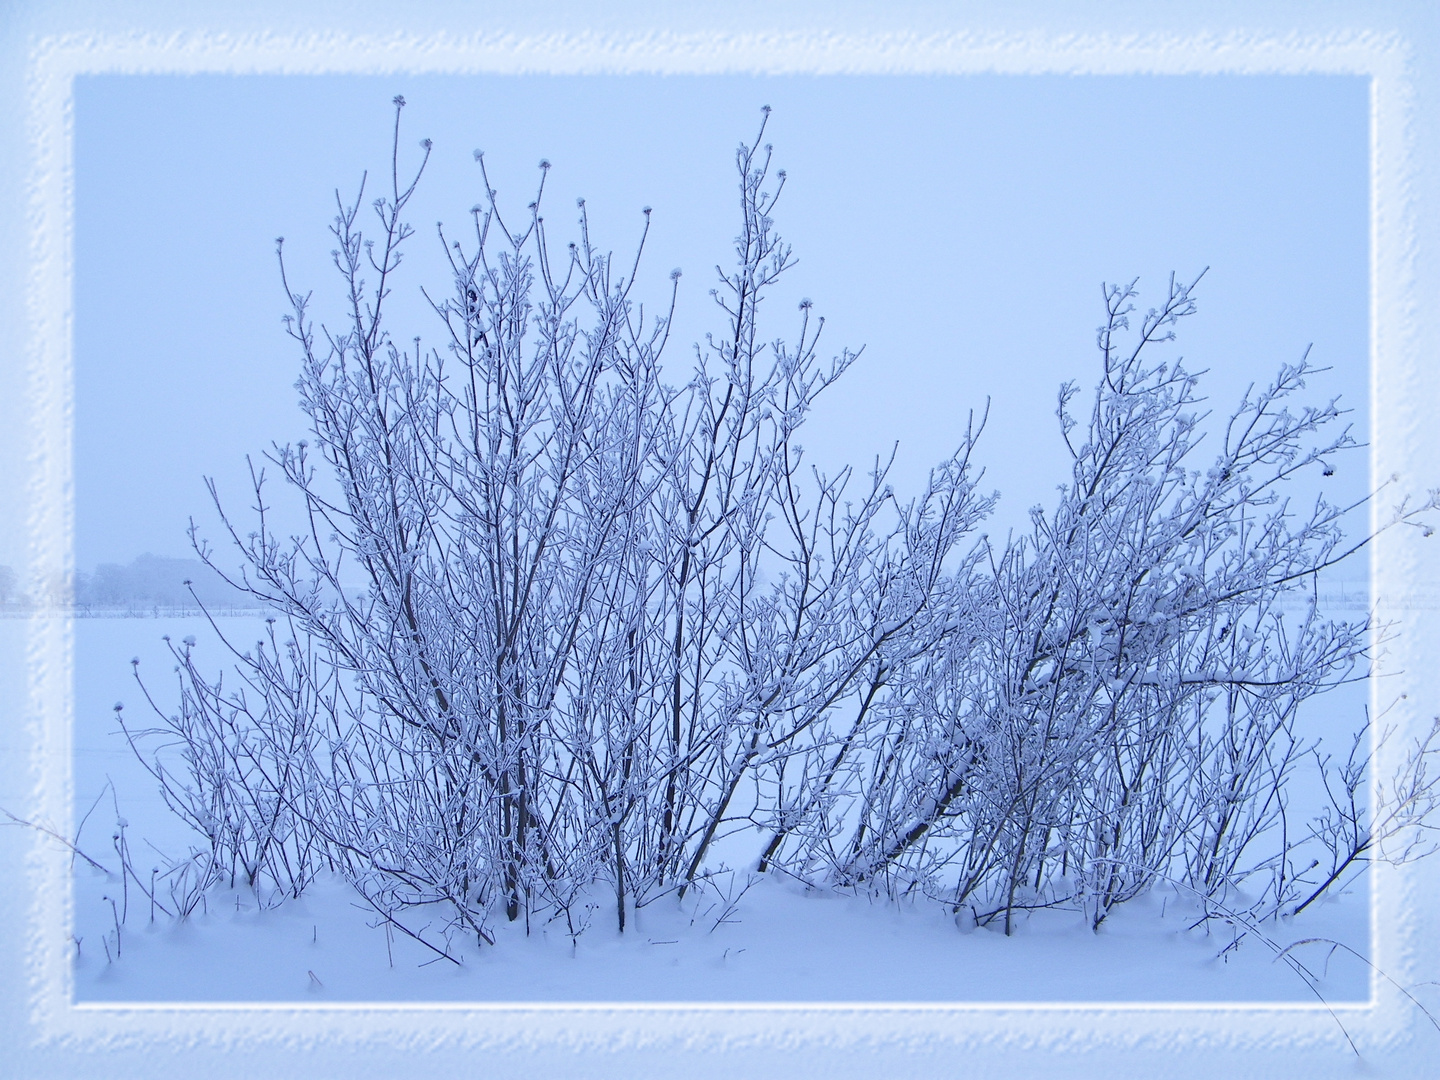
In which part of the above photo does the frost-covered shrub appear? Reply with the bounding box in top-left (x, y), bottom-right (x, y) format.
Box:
top-left (123, 101), bottom-right (987, 949)
top-left (119, 98), bottom-right (1435, 951)
top-left (760, 277), bottom-right (1372, 931)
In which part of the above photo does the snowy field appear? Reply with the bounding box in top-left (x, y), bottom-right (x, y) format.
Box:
top-left (68, 614), bottom-right (1372, 1005)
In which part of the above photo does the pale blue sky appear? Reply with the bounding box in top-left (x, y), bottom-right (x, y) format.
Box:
top-left (73, 74), bottom-right (1368, 572)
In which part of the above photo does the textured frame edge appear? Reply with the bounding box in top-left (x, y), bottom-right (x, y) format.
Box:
top-left (18, 19), bottom-right (1438, 1075)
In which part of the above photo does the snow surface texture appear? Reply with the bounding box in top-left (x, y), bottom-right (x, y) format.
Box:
top-left (69, 870), bottom-right (1371, 1005)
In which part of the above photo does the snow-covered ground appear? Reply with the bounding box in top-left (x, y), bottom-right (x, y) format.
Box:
top-left (69, 863), bottom-right (1371, 1004)
top-left (66, 614), bottom-right (1372, 1005)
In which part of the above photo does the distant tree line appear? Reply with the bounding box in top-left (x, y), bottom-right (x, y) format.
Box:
top-left (76, 553), bottom-right (255, 610)
top-left (0, 553), bottom-right (260, 612)
top-left (0, 564), bottom-right (19, 606)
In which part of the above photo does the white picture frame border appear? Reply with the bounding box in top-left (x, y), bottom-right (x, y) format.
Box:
top-left (10, 6), bottom-right (1440, 1077)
